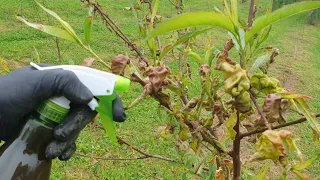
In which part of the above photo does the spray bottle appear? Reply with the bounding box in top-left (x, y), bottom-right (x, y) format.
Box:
top-left (0, 62), bottom-right (130, 180)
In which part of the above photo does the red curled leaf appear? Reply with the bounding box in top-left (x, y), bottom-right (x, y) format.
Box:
top-left (145, 65), bottom-right (170, 94)
top-left (111, 54), bottom-right (130, 76)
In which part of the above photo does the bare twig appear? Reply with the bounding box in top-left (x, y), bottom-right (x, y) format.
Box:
top-left (117, 137), bottom-right (178, 162)
top-left (176, 0), bottom-right (183, 72)
top-left (54, 38), bottom-right (62, 64)
top-left (247, 0), bottom-right (256, 29)
top-left (240, 113), bottom-right (320, 138)
top-left (249, 90), bottom-right (272, 130)
top-left (84, 0), bottom-right (149, 66)
top-left (168, 0), bottom-right (179, 8)
top-left (95, 125), bottom-right (178, 163)
top-left (75, 153), bottom-right (148, 161)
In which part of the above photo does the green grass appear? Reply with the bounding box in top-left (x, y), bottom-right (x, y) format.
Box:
top-left (1, 0), bottom-right (320, 179)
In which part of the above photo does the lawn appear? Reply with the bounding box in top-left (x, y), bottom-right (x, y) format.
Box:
top-left (1, 0), bottom-right (320, 179)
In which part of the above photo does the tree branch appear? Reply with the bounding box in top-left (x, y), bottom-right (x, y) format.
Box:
top-left (240, 113), bottom-right (320, 138)
top-left (232, 111), bottom-right (241, 180)
top-left (249, 90), bottom-right (272, 130)
top-left (247, 0), bottom-right (256, 29)
top-left (84, 0), bottom-right (149, 66)
top-left (95, 125), bottom-right (178, 163)
top-left (75, 153), bottom-right (149, 161)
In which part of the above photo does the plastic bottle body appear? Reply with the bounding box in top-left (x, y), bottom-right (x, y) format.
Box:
top-left (0, 100), bottom-right (69, 180)
top-left (0, 113), bottom-right (54, 180)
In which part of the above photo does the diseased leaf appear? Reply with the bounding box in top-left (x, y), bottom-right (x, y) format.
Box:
top-left (225, 113), bottom-right (237, 140)
top-left (148, 12), bottom-right (236, 39)
top-left (246, 1), bottom-right (320, 42)
top-left (16, 15), bottom-right (78, 43)
top-left (160, 28), bottom-right (211, 60)
top-left (111, 54), bottom-right (130, 76)
top-left (145, 65), bottom-right (170, 94)
top-left (252, 130), bottom-right (292, 161)
top-left (81, 57), bottom-right (95, 67)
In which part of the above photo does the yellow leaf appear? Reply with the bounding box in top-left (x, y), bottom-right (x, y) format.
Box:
top-left (225, 113), bottom-right (237, 140)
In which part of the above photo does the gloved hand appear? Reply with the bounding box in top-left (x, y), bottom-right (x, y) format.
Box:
top-left (0, 65), bottom-right (126, 160)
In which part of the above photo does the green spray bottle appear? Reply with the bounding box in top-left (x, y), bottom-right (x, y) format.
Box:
top-left (0, 62), bottom-right (130, 180)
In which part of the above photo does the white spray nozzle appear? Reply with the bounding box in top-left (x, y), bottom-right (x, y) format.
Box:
top-left (30, 62), bottom-right (117, 110)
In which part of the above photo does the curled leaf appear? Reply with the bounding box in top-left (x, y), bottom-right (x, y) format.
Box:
top-left (145, 65), bottom-right (170, 94)
top-left (255, 94), bottom-right (290, 126)
top-left (80, 57), bottom-right (95, 67)
top-left (251, 74), bottom-right (285, 94)
top-left (179, 124), bottom-right (192, 141)
top-left (199, 64), bottom-right (210, 84)
top-left (180, 98), bottom-right (198, 112)
top-left (215, 52), bottom-right (251, 113)
top-left (251, 130), bottom-right (292, 162)
top-left (225, 113), bottom-right (237, 140)
top-left (111, 54), bottom-right (130, 76)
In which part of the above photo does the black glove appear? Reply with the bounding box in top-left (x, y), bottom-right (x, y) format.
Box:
top-left (0, 65), bottom-right (126, 160)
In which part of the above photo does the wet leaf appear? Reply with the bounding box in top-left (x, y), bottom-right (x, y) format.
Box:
top-left (111, 54), bottom-right (130, 76)
top-left (225, 113), bottom-right (237, 140)
top-left (80, 57), bottom-right (95, 67)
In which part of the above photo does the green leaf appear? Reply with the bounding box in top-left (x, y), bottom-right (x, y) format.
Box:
top-left (151, 0), bottom-right (160, 25)
top-left (292, 98), bottom-right (320, 144)
top-left (246, 1), bottom-right (320, 42)
top-left (188, 51), bottom-right (204, 65)
top-left (249, 52), bottom-right (272, 74)
top-left (225, 113), bottom-right (237, 140)
top-left (84, 6), bottom-right (94, 44)
top-left (292, 157), bottom-right (317, 171)
top-left (16, 15), bottom-right (78, 43)
top-left (35, 1), bottom-right (82, 44)
top-left (257, 163), bottom-right (271, 180)
top-left (33, 47), bottom-right (40, 63)
top-left (148, 12), bottom-right (236, 39)
top-left (256, 25), bottom-right (272, 48)
top-left (160, 28), bottom-right (211, 60)
top-left (231, 0), bottom-right (238, 25)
